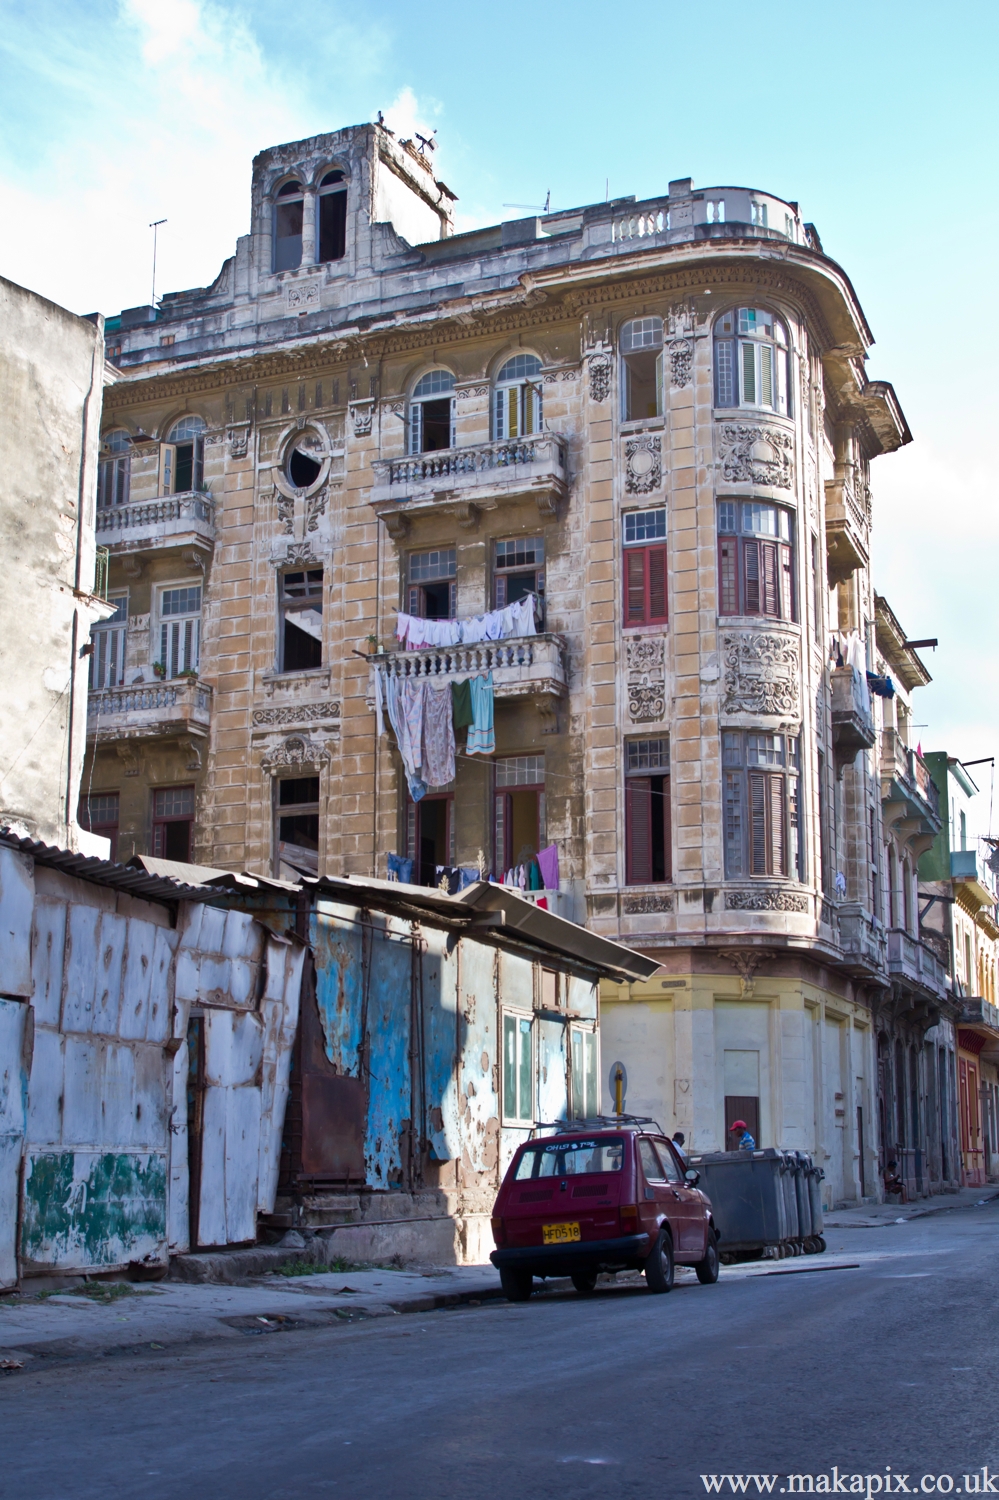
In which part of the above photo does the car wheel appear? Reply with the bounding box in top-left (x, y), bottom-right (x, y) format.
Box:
top-left (695, 1233), bottom-right (720, 1285)
top-left (643, 1227), bottom-right (675, 1294)
top-left (499, 1267), bottom-right (534, 1302)
top-left (571, 1272), bottom-right (598, 1295)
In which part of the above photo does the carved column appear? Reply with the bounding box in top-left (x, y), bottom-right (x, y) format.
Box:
top-left (301, 190), bottom-right (318, 268)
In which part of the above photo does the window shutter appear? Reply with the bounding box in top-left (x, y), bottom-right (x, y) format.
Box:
top-left (769, 773), bottom-right (786, 875)
top-left (724, 771), bottom-right (744, 876)
top-left (449, 396), bottom-right (456, 450)
top-left (408, 585), bottom-right (419, 615)
top-left (780, 544), bottom-right (794, 621)
top-left (760, 344), bottom-right (774, 408)
top-left (655, 351), bottom-right (664, 416)
top-left (408, 403), bottom-right (422, 455)
top-left (493, 387), bottom-right (504, 439)
top-left (743, 539), bottom-right (761, 614)
top-left (625, 548), bottom-right (647, 625)
top-left (749, 772), bottom-right (768, 875)
top-left (532, 381), bottom-right (543, 433)
top-left (715, 340), bottom-right (735, 406)
top-left (626, 777), bottom-right (653, 884)
top-left (193, 441), bottom-right (204, 492)
top-left (449, 581), bottom-right (457, 617)
top-left (495, 792), bottom-right (511, 872)
top-left (494, 573), bottom-right (508, 609)
top-left (116, 457), bottom-right (130, 506)
top-left (507, 386), bottom-right (519, 439)
top-left (659, 774), bottom-right (673, 881)
top-left (648, 545), bottom-right (668, 622)
top-left (160, 443), bottom-right (175, 495)
top-left (741, 342), bottom-right (756, 404)
top-left (760, 541), bottom-right (780, 617)
top-left (718, 538), bottom-right (739, 614)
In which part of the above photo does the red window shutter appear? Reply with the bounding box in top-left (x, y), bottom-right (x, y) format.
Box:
top-left (768, 773), bottom-right (786, 875)
top-left (749, 772), bottom-right (768, 874)
top-left (718, 538), bottom-right (739, 614)
top-left (780, 543), bottom-right (794, 621)
top-left (660, 774), bottom-right (673, 881)
top-left (760, 541), bottom-right (780, 617)
top-left (625, 548), bottom-right (647, 625)
top-left (626, 778), bottom-right (653, 884)
top-left (743, 539), bottom-right (761, 614)
top-left (648, 545), bottom-right (668, 622)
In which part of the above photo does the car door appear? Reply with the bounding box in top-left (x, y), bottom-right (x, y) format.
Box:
top-left (636, 1137), bottom-right (681, 1250)
top-left (654, 1138), bottom-right (706, 1257)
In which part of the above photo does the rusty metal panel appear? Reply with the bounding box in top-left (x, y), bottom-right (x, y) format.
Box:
top-left (196, 1009), bottom-right (263, 1245)
top-left (146, 926), bottom-right (176, 1044)
top-left (422, 929), bottom-right (459, 1162)
top-left (20, 1150), bottom-right (167, 1272)
top-left (223, 1085), bottom-right (260, 1243)
top-left (30, 899), bottom-right (65, 1026)
top-left (62, 903), bottom-right (101, 1033)
top-left (364, 916), bottom-right (413, 1189)
top-left (257, 937), bottom-right (305, 1214)
top-left (537, 1016), bottom-right (569, 1126)
top-left (166, 1042), bottom-right (190, 1253)
top-left (0, 846), bottom-right (34, 999)
top-left (0, 998), bottom-right (29, 1287)
top-left (311, 903), bottom-right (365, 1075)
top-left (499, 948), bottom-right (534, 1012)
top-left (26, 1026), bottom-right (63, 1145)
top-left (118, 917), bottom-right (157, 1041)
top-left (457, 941), bottom-right (499, 1179)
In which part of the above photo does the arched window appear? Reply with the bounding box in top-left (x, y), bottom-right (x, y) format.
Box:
top-left (714, 306), bottom-right (791, 414)
top-left (318, 170), bottom-right (347, 263)
top-left (164, 415), bottom-right (206, 494)
top-left (97, 429), bottom-right (131, 509)
top-left (620, 317), bottom-right (663, 422)
top-left (493, 354), bottom-right (543, 439)
top-left (409, 371), bottom-right (455, 454)
top-left (274, 180), bottom-right (304, 272)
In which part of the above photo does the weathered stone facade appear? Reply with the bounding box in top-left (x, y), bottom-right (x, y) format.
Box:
top-left (85, 124), bottom-right (941, 1206)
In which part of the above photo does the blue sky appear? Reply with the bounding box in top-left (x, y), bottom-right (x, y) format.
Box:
top-left (2, 0), bottom-right (995, 828)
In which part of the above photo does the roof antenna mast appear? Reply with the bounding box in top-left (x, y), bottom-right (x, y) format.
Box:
top-left (149, 219), bottom-right (166, 308)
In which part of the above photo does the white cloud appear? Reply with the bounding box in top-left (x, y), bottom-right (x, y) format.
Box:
top-left (380, 85), bottom-right (441, 148)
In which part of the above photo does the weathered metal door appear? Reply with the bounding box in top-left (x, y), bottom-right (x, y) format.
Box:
top-left (0, 999), bottom-right (29, 1288)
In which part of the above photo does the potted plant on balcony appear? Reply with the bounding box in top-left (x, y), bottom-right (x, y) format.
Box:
top-left (178, 667), bottom-right (199, 679)
top-left (152, 661), bottom-right (166, 680)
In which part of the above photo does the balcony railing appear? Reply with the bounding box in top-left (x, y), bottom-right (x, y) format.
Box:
top-left (95, 492), bottom-right (215, 552)
top-left (825, 475), bottom-right (871, 584)
top-left (370, 435), bottom-right (567, 527)
top-left (838, 904), bottom-right (887, 975)
top-left (886, 928), bottom-right (948, 996)
top-left (87, 677), bottom-right (212, 739)
top-left (881, 730), bottom-right (941, 824)
top-left (369, 633), bottom-right (567, 701)
top-left (830, 666), bottom-right (875, 763)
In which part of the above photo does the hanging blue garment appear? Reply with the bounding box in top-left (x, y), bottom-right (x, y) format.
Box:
top-left (387, 853), bottom-right (414, 884)
top-left (466, 672), bottom-right (495, 756)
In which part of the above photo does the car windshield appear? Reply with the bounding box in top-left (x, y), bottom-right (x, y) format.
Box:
top-left (513, 1137), bottom-right (624, 1179)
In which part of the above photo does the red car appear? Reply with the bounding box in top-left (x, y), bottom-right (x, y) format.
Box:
top-left (490, 1121), bottom-right (719, 1300)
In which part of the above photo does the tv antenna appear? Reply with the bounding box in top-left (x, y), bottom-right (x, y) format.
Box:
top-left (414, 129), bottom-right (437, 154)
top-left (503, 191), bottom-right (551, 214)
top-left (149, 219), bottom-right (166, 307)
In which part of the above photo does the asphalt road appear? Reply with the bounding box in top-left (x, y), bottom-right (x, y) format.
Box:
top-left (3, 1203), bottom-right (999, 1500)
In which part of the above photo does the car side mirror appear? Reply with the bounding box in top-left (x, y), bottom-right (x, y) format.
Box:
top-left (684, 1168), bottom-right (700, 1187)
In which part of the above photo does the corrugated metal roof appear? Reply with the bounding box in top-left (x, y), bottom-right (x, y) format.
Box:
top-left (128, 853), bottom-right (300, 893)
top-left (304, 873), bottom-right (659, 983)
top-left (0, 830), bottom-right (217, 904)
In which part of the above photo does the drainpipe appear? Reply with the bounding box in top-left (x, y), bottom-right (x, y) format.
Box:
top-left (65, 325), bottom-right (101, 836)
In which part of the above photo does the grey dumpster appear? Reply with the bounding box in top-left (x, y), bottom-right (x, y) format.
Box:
top-left (779, 1153), bottom-right (800, 1253)
top-left (794, 1152), bottom-right (813, 1247)
top-left (686, 1148), bottom-right (790, 1259)
top-left (807, 1161), bottom-right (826, 1250)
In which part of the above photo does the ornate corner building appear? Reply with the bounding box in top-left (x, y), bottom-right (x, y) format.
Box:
top-left (81, 122), bottom-right (959, 1207)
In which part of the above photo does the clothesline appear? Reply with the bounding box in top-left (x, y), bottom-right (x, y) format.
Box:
top-left (396, 594), bottom-right (536, 650)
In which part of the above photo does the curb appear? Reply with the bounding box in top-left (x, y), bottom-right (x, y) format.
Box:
top-left (824, 1189), bottom-right (999, 1229)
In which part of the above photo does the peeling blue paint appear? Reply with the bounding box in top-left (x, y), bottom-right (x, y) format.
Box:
top-left (312, 905), bottom-right (365, 1076)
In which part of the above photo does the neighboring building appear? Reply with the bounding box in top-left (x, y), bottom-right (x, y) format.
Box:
top-left (0, 274), bottom-right (113, 850)
top-left (85, 121), bottom-right (921, 1208)
top-left (920, 754), bottom-right (999, 1185)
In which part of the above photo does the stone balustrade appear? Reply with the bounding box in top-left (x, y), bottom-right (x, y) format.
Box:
top-left (369, 633), bottom-right (566, 702)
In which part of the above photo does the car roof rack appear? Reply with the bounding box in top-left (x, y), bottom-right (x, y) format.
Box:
top-left (529, 1115), bottom-right (667, 1137)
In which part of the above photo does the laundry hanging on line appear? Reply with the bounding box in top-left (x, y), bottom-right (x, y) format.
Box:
top-left (395, 594), bottom-right (536, 651)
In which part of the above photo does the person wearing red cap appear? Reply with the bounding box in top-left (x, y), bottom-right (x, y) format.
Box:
top-left (729, 1119), bottom-right (756, 1151)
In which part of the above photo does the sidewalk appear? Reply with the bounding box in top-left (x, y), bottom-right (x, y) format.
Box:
top-left (0, 1264), bottom-right (511, 1369)
top-left (824, 1184), bottom-right (999, 1228)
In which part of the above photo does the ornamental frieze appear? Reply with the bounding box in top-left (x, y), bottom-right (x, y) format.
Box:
top-left (252, 702), bottom-right (340, 727)
top-left (625, 635), bottom-right (667, 724)
top-left (725, 889), bottom-right (809, 913)
top-left (722, 630), bottom-right (800, 719)
top-left (717, 423), bottom-right (793, 488)
top-left (625, 435), bottom-right (662, 495)
top-left (623, 893), bottom-right (674, 914)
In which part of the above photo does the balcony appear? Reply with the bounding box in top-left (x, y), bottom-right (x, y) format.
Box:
top-left (824, 476), bottom-right (870, 585)
top-left (950, 849), bottom-right (995, 911)
top-left (881, 731), bottom-right (942, 851)
top-left (830, 666), bottom-right (875, 765)
top-left (95, 492), bottom-right (215, 558)
top-left (958, 999), bottom-right (999, 1062)
top-left (87, 678), bottom-right (212, 744)
top-left (838, 904), bottom-right (887, 977)
top-left (886, 928), bottom-right (948, 999)
top-left (369, 435), bottom-right (568, 536)
top-left (368, 634), bottom-right (567, 704)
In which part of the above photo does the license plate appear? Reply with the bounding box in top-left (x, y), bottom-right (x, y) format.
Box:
top-left (542, 1221), bottom-right (581, 1245)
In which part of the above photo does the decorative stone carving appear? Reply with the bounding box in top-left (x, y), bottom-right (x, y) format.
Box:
top-left (667, 337), bottom-right (693, 388)
top-left (717, 423), bottom-right (793, 488)
top-left (721, 631), bottom-right (800, 719)
top-left (306, 486), bottom-right (327, 533)
top-left (588, 354), bottom-right (611, 403)
top-left (276, 489), bottom-right (294, 535)
top-left (285, 541), bottom-right (317, 566)
top-left (625, 635), bottom-right (666, 723)
top-left (252, 702), bottom-right (340, 727)
top-left (227, 423), bottom-right (250, 459)
top-left (260, 734), bottom-right (331, 772)
top-left (623, 893), bottom-right (673, 914)
top-left (350, 401), bottom-right (374, 436)
top-left (625, 435), bottom-right (662, 495)
top-left (719, 947), bottom-right (766, 997)
top-left (725, 890), bottom-right (809, 913)
top-left (287, 279), bottom-right (320, 310)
